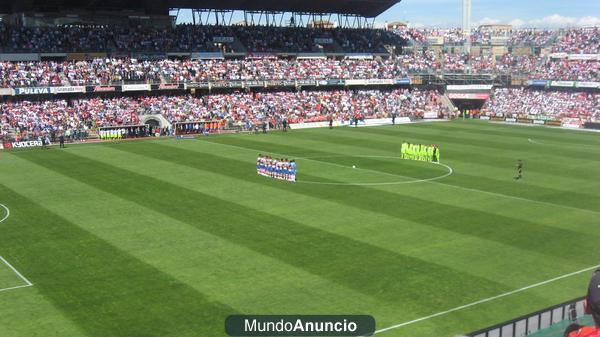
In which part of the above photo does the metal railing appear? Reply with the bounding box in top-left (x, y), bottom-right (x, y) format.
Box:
top-left (467, 297), bottom-right (587, 337)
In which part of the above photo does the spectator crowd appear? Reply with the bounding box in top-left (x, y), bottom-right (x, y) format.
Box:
top-left (0, 89), bottom-right (446, 139)
top-left (0, 52), bottom-right (597, 88)
top-left (483, 88), bottom-right (599, 124)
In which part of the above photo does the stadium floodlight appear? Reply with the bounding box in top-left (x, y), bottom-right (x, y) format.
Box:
top-left (462, 0), bottom-right (472, 54)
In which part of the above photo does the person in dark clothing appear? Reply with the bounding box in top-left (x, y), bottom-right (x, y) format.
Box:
top-left (515, 160), bottom-right (523, 180)
top-left (59, 134), bottom-right (65, 148)
top-left (391, 112), bottom-right (396, 125)
top-left (564, 269), bottom-right (600, 337)
top-left (329, 116), bottom-right (333, 129)
top-left (282, 119), bottom-right (288, 132)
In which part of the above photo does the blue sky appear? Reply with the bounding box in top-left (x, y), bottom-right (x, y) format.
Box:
top-left (172, 0), bottom-right (600, 28)
top-left (378, 0), bottom-right (600, 28)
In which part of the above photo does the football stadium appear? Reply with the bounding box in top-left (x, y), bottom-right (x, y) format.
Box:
top-left (0, 0), bottom-right (599, 337)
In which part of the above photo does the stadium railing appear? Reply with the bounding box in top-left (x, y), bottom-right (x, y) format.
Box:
top-left (466, 297), bottom-right (587, 337)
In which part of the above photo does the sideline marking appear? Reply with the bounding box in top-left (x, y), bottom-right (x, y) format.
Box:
top-left (0, 205), bottom-right (34, 293)
top-left (373, 264), bottom-right (600, 335)
top-left (528, 138), bottom-right (600, 149)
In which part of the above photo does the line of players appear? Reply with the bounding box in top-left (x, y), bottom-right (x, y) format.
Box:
top-left (99, 128), bottom-right (127, 140)
top-left (401, 142), bottom-right (440, 162)
top-left (256, 155), bottom-right (297, 182)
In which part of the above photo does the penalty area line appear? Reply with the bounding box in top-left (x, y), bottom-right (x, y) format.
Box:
top-left (0, 256), bottom-right (34, 289)
top-left (372, 264), bottom-right (599, 335)
top-left (0, 205), bottom-right (34, 293)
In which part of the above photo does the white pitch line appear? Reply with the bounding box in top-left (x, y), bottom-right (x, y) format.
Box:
top-left (0, 205), bottom-right (34, 293)
top-left (0, 203), bottom-right (9, 223)
top-left (295, 156), bottom-right (453, 186)
top-left (202, 141), bottom-right (600, 215)
top-left (528, 138), bottom-right (600, 149)
top-left (373, 264), bottom-right (600, 335)
top-left (0, 256), bottom-right (33, 287)
top-left (0, 284), bottom-right (33, 293)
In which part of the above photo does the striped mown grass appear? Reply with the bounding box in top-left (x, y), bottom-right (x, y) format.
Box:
top-left (0, 120), bottom-right (598, 337)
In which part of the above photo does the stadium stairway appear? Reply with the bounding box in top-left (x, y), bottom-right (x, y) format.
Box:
top-left (441, 93), bottom-right (457, 114)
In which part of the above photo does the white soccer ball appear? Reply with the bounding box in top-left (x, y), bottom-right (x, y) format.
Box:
top-left (352, 165), bottom-right (356, 169)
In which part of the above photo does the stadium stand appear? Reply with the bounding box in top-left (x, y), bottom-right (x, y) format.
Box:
top-left (0, 89), bottom-right (446, 138)
top-left (0, 0), bottom-right (598, 142)
top-left (482, 88), bottom-right (599, 126)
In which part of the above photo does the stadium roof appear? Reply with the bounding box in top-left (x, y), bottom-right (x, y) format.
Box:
top-left (170, 0), bottom-right (401, 17)
top-left (3, 0), bottom-right (400, 18)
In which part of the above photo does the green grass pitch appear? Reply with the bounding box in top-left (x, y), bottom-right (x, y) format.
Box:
top-left (0, 120), bottom-right (599, 337)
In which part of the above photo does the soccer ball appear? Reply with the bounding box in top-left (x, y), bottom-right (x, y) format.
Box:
top-left (352, 165), bottom-right (356, 169)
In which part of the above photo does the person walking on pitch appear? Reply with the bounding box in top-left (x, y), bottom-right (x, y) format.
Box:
top-left (515, 159), bottom-right (523, 180)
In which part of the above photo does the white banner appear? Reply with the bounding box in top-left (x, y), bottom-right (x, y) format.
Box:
top-left (423, 111), bottom-right (438, 119)
top-left (479, 116), bottom-right (491, 120)
top-left (549, 52), bottom-right (568, 59)
top-left (568, 54), bottom-right (599, 61)
top-left (290, 121), bottom-right (335, 129)
top-left (533, 120), bottom-right (545, 125)
top-left (550, 81), bottom-right (575, 87)
top-left (0, 88), bottom-right (14, 96)
top-left (575, 81), bottom-right (599, 88)
top-left (122, 84), bottom-right (151, 92)
top-left (562, 120), bottom-right (582, 129)
top-left (51, 86), bottom-right (86, 94)
top-left (447, 84), bottom-right (493, 91)
top-left (11, 140), bottom-right (43, 148)
top-left (505, 118), bottom-right (517, 123)
top-left (345, 54), bottom-right (374, 60)
top-left (365, 79), bottom-right (394, 85)
top-left (345, 79), bottom-right (367, 85)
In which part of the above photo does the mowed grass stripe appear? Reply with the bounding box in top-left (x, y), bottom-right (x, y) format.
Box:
top-left (205, 127), bottom-right (600, 198)
top-left (101, 142), bottom-right (587, 285)
top-left (113, 141), bottom-right (600, 264)
top-left (280, 127), bottom-right (600, 198)
top-left (382, 122), bottom-right (600, 153)
top-left (202, 135), bottom-right (600, 213)
top-left (178, 135), bottom-right (598, 235)
top-left (250, 127), bottom-right (600, 192)
top-left (111, 140), bottom-right (599, 334)
top-left (338, 126), bottom-right (600, 178)
top-left (13, 149), bottom-right (511, 315)
top-left (435, 121), bottom-right (600, 146)
top-left (0, 155), bottom-right (384, 320)
top-left (95, 142), bottom-right (592, 336)
top-left (0, 183), bottom-right (236, 337)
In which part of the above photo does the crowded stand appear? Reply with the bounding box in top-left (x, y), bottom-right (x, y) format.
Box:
top-left (0, 89), bottom-right (445, 138)
top-left (529, 59), bottom-right (599, 81)
top-left (158, 89), bottom-right (444, 124)
top-left (483, 88), bottom-right (600, 124)
top-left (0, 58), bottom-right (408, 87)
top-left (508, 29), bottom-right (556, 46)
top-left (0, 53), bottom-right (597, 86)
top-left (552, 27), bottom-right (599, 54)
top-left (0, 97), bottom-right (141, 139)
top-left (0, 23), bottom-right (406, 54)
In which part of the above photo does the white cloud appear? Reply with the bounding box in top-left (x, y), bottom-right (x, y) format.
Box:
top-left (508, 19), bottom-right (525, 28)
top-left (476, 17), bottom-right (501, 25)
